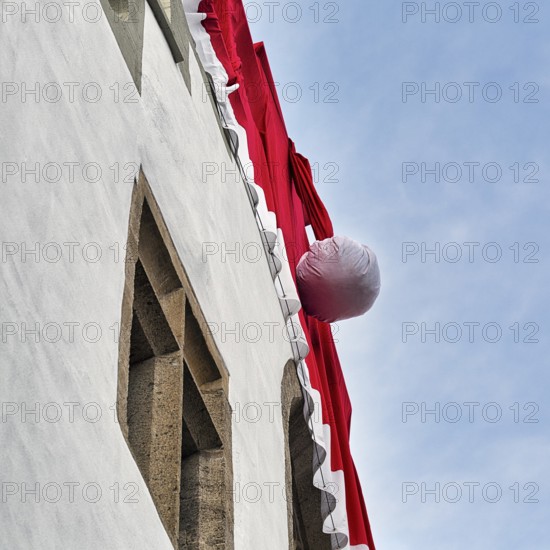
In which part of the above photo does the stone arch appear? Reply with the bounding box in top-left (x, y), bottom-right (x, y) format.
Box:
top-left (281, 360), bottom-right (332, 549)
top-left (116, 170), bottom-right (234, 549)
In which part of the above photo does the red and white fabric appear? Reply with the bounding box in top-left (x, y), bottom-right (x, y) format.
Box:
top-left (183, 2), bottom-right (377, 548)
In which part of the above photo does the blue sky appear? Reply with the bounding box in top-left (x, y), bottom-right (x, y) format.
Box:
top-left (248, 2), bottom-right (549, 548)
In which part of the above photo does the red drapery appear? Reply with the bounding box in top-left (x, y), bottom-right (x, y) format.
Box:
top-left (199, 1), bottom-right (376, 547)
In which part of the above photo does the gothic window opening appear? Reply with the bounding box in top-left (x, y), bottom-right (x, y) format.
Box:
top-left (100, 0), bottom-right (145, 92)
top-left (117, 172), bottom-right (233, 548)
top-left (283, 362), bottom-right (332, 550)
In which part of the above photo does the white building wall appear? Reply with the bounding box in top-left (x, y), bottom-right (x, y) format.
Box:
top-left (0, 3), bottom-right (294, 548)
